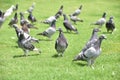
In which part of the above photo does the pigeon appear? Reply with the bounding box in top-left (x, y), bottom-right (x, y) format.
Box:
top-left (40, 14), bottom-right (60, 25)
top-left (13, 24), bottom-right (39, 43)
top-left (28, 12), bottom-right (37, 23)
top-left (73, 35), bottom-right (106, 67)
top-left (69, 15), bottom-right (83, 24)
top-left (18, 30), bottom-right (41, 56)
top-left (71, 5), bottom-right (82, 16)
top-left (81, 28), bottom-right (100, 54)
top-left (106, 16), bottom-right (115, 33)
top-left (91, 12), bottom-right (106, 28)
top-left (0, 11), bottom-right (5, 28)
top-left (37, 20), bottom-right (56, 39)
top-left (55, 28), bottom-right (68, 56)
top-left (55, 5), bottom-right (63, 16)
top-left (8, 12), bottom-right (18, 27)
top-left (63, 14), bottom-right (78, 33)
top-left (25, 2), bottom-right (35, 13)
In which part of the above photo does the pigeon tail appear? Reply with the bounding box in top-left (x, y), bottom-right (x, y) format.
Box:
top-left (72, 54), bottom-right (83, 61)
top-left (102, 12), bottom-right (106, 18)
top-left (79, 5), bottom-right (83, 9)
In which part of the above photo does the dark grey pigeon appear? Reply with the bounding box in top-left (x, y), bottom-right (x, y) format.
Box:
top-left (73, 35), bottom-right (106, 68)
top-left (106, 16), bottom-right (115, 33)
top-left (55, 28), bottom-right (68, 56)
top-left (69, 15), bottom-right (83, 24)
top-left (8, 12), bottom-right (18, 27)
top-left (55, 5), bottom-right (63, 16)
top-left (18, 31), bottom-right (41, 56)
top-left (71, 5), bottom-right (82, 16)
top-left (37, 20), bottom-right (56, 39)
top-left (40, 14), bottom-right (60, 25)
top-left (63, 14), bottom-right (78, 33)
top-left (28, 12), bottom-right (37, 23)
top-left (91, 12), bottom-right (106, 28)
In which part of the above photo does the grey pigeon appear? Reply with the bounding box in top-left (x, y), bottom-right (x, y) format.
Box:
top-left (91, 12), bottom-right (106, 28)
top-left (73, 35), bottom-right (106, 67)
top-left (37, 20), bottom-right (56, 39)
top-left (63, 14), bottom-right (78, 33)
top-left (0, 11), bottom-right (5, 28)
top-left (106, 16), bottom-right (115, 33)
top-left (55, 5), bottom-right (63, 16)
top-left (55, 28), bottom-right (68, 56)
top-left (18, 31), bottom-right (41, 56)
top-left (71, 5), bottom-right (82, 16)
top-left (81, 28), bottom-right (100, 54)
top-left (40, 14), bottom-right (59, 25)
top-left (69, 15), bottom-right (83, 24)
top-left (25, 3), bottom-right (35, 13)
top-left (28, 12), bottom-right (37, 23)
top-left (8, 12), bottom-right (18, 27)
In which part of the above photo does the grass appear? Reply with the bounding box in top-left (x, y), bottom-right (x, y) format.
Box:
top-left (0, 0), bottom-right (120, 80)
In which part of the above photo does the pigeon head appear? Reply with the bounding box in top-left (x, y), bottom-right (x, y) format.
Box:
top-left (93, 28), bottom-right (101, 32)
top-left (102, 12), bottom-right (106, 18)
top-left (74, 29), bottom-right (79, 34)
top-left (63, 14), bottom-right (68, 20)
top-left (99, 34), bottom-right (107, 40)
top-left (57, 27), bottom-right (63, 32)
top-left (19, 12), bottom-right (24, 16)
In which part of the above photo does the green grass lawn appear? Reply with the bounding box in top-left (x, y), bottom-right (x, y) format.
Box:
top-left (0, 0), bottom-right (120, 80)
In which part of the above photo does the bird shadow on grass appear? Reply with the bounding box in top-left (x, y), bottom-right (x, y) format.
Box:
top-left (39, 39), bottom-right (53, 41)
top-left (52, 54), bottom-right (64, 58)
top-left (52, 54), bottom-right (59, 58)
top-left (72, 62), bottom-right (87, 66)
top-left (102, 32), bottom-right (112, 34)
top-left (63, 31), bottom-right (79, 34)
top-left (13, 54), bottom-right (40, 58)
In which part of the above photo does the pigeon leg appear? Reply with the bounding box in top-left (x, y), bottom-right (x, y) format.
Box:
top-left (58, 53), bottom-right (61, 57)
top-left (61, 53), bottom-right (64, 57)
top-left (87, 60), bottom-right (91, 66)
top-left (24, 50), bottom-right (29, 56)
